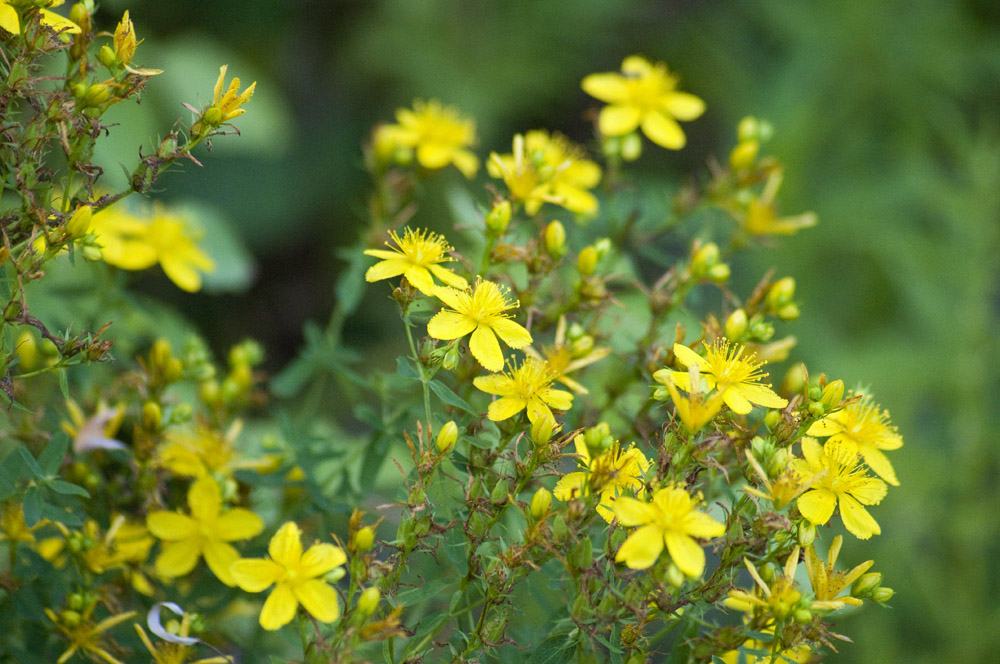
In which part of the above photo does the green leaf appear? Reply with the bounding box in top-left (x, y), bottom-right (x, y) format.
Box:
top-left (16, 445), bottom-right (44, 480)
top-left (47, 480), bottom-right (89, 498)
top-left (526, 636), bottom-right (575, 664)
top-left (396, 356), bottom-right (421, 381)
top-left (38, 433), bottom-right (70, 475)
top-left (22, 487), bottom-right (42, 527)
top-left (40, 503), bottom-right (82, 527)
top-left (428, 379), bottom-right (475, 414)
top-left (0, 467), bottom-right (14, 500)
top-left (58, 368), bottom-right (69, 400)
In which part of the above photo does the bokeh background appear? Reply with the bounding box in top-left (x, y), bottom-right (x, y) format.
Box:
top-left (84, 0), bottom-right (1000, 661)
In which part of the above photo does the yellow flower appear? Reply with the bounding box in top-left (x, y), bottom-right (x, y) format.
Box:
top-left (554, 434), bottom-right (650, 522)
top-left (364, 227), bottom-right (468, 296)
top-left (581, 55), bottom-right (704, 150)
top-left (156, 424), bottom-right (280, 480)
top-left (654, 367), bottom-right (725, 433)
top-left (0, 0), bottom-right (81, 36)
top-left (113, 11), bottom-right (137, 64)
top-left (427, 279), bottom-right (532, 371)
top-left (45, 604), bottom-right (137, 664)
top-left (487, 131), bottom-right (602, 216)
top-left (473, 357), bottom-right (573, 423)
top-left (209, 64), bottom-right (256, 124)
top-left (89, 202), bottom-right (215, 292)
top-left (613, 485), bottom-right (725, 576)
top-left (147, 476), bottom-right (264, 586)
top-left (523, 316), bottom-right (610, 394)
top-left (374, 99), bottom-right (479, 178)
top-left (791, 438), bottom-right (888, 540)
top-left (804, 536), bottom-right (873, 610)
top-left (742, 171), bottom-right (817, 236)
top-left (807, 393), bottom-right (903, 486)
top-left (0, 503), bottom-right (44, 543)
top-left (231, 521), bottom-right (347, 631)
top-left (133, 604), bottom-right (229, 664)
top-left (723, 547), bottom-right (804, 621)
top-left (721, 639), bottom-right (811, 664)
top-left (741, 450), bottom-right (808, 510)
top-left (661, 338), bottom-right (788, 415)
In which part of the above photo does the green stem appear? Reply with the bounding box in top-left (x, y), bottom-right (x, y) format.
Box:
top-left (402, 311), bottom-right (433, 437)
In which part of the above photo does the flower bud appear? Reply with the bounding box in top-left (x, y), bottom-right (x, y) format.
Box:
top-left (81, 244), bottom-right (103, 262)
top-left (621, 132), bottom-right (642, 161)
top-left (707, 262), bottom-right (731, 283)
top-left (201, 106), bottom-right (223, 127)
top-left (797, 522), bottom-right (816, 547)
top-left (485, 200), bottom-right (511, 234)
top-left (530, 414), bottom-right (554, 447)
top-left (156, 134), bottom-right (179, 160)
top-left (551, 514), bottom-right (568, 541)
top-left (737, 116), bottom-right (760, 143)
top-left (666, 562), bottom-right (686, 587)
top-left (529, 487), bottom-right (552, 519)
top-left (113, 11), bottom-right (137, 65)
top-left (725, 309), bottom-right (748, 341)
top-left (353, 525), bottom-right (375, 553)
top-left (793, 608), bottom-right (813, 624)
top-left (577, 246), bottom-right (598, 276)
top-left (852, 572), bottom-right (882, 598)
top-left (763, 409), bottom-right (780, 430)
top-left (356, 587), bottom-right (380, 616)
top-left (776, 302), bottom-right (800, 321)
top-left (141, 401), bottom-right (162, 432)
top-left (872, 587), bottom-right (894, 604)
top-left (69, 3), bottom-right (91, 33)
top-left (767, 277), bottom-right (796, 309)
top-left (15, 330), bottom-right (39, 371)
top-left (544, 221), bottom-right (566, 258)
top-left (441, 345), bottom-right (460, 370)
top-left (66, 206), bottom-right (92, 239)
top-left (690, 242), bottom-right (719, 278)
top-left (81, 83), bottom-right (110, 108)
top-left (820, 379), bottom-right (845, 408)
top-left (436, 421), bottom-right (458, 454)
top-left (97, 44), bottom-right (116, 68)
top-left (729, 139), bottom-right (759, 171)
top-left (169, 403), bottom-right (193, 425)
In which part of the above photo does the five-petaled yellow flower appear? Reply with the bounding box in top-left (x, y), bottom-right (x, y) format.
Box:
top-left (554, 434), bottom-right (650, 522)
top-left (654, 368), bottom-right (725, 433)
top-left (582, 55), bottom-right (704, 150)
top-left (804, 535), bottom-right (873, 610)
top-left (364, 227), bottom-right (468, 296)
top-left (374, 99), bottom-right (479, 178)
top-left (791, 437), bottom-right (887, 540)
top-left (523, 315), bottom-right (610, 394)
top-left (147, 476), bottom-right (264, 586)
top-left (613, 485), bottom-right (725, 576)
top-left (231, 521), bottom-right (347, 631)
top-left (0, 0), bottom-right (80, 36)
top-left (89, 202), bottom-right (215, 292)
top-left (428, 279), bottom-right (532, 371)
top-left (807, 393), bottom-right (903, 486)
top-left (487, 131), bottom-right (602, 216)
top-left (723, 547), bottom-right (805, 620)
top-left (206, 64), bottom-right (256, 125)
top-left (742, 171), bottom-right (817, 236)
top-left (660, 338), bottom-right (787, 415)
top-left (473, 357), bottom-right (573, 424)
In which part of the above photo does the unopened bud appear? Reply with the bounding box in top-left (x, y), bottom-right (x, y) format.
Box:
top-left (530, 414), bottom-right (554, 447)
top-left (737, 116), bottom-right (760, 143)
top-left (621, 132), bottom-right (642, 161)
top-left (157, 134), bottom-right (179, 159)
top-left (725, 309), bottom-right (748, 341)
top-left (763, 409), bottom-right (780, 430)
top-left (820, 379), bottom-right (845, 408)
top-left (872, 587), bottom-right (894, 604)
top-left (793, 608), bottom-right (813, 624)
top-left (529, 487), bottom-right (552, 519)
top-left (98, 44), bottom-right (116, 68)
top-left (707, 262), bottom-right (730, 283)
top-left (436, 420), bottom-right (458, 454)
top-left (141, 401), bottom-right (162, 432)
top-left (201, 106), bottom-right (223, 127)
top-left (441, 345), bottom-right (459, 371)
top-left (776, 302), bottom-right (800, 321)
top-left (797, 522), bottom-right (816, 547)
top-left (577, 246), bottom-right (598, 276)
top-left (486, 200), bottom-right (511, 234)
top-left (729, 139), bottom-right (759, 171)
top-left (767, 277), bottom-right (796, 309)
top-left (852, 572), bottom-right (882, 599)
top-left (356, 587), bottom-right (380, 616)
top-left (353, 525), bottom-right (375, 553)
top-left (169, 403), bottom-right (193, 424)
top-left (666, 562), bottom-right (686, 587)
top-left (544, 221), bottom-right (566, 258)
top-left (81, 83), bottom-right (110, 107)
top-left (15, 330), bottom-right (39, 371)
top-left (66, 206), bottom-right (92, 238)
top-left (690, 242), bottom-right (720, 278)
top-left (81, 244), bottom-right (103, 262)
top-left (69, 3), bottom-right (91, 33)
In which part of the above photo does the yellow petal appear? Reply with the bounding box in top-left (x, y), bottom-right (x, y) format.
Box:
top-left (489, 318), bottom-right (532, 349)
top-left (215, 509), bottom-right (265, 541)
top-left (612, 496), bottom-right (654, 527)
top-left (541, 388), bottom-right (573, 412)
top-left (203, 540), bottom-right (240, 586)
top-left (188, 476), bottom-right (222, 523)
top-left (365, 258), bottom-right (410, 283)
top-left (416, 143), bottom-right (455, 170)
top-left (0, 6), bottom-right (19, 33)
top-left (839, 495), bottom-right (880, 540)
top-left (403, 265), bottom-right (435, 295)
top-left (298, 543), bottom-right (347, 579)
top-left (662, 92), bottom-right (705, 121)
top-left (806, 416), bottom-right (840, 437)
top-left (268, 522), bottom-right (303, 568)
top-left (665, 532), bottom-right (706, 577)
top-left (160, 255), bottom-right (204, 293)
top-left (552, 183), bottom-right (599, 216)
top-left (722, 387), bottom-right (753, 415)
top-left (259, 583), bottom-right (298, 631)
top-left (641, 111), bottom-right (686, 149)
top-left (672, 343), bottom-right (708, 371)
top-left (598, 105), bottom-right (642, 137)
top-left (615, 524), bottom-right (663, 569)
top-left (487, 397), bottom-right (526, 421)
top-left (293, 579), bottom-right (341, 623)
top-left (796, 489), bottom-right (836, 526)
top-left (736, 383), bottom-right (788, 410)
top-left (40, 8), bottom-right (81, 34)
top-left (428, 264), bottom-right (468, 289)
top-left (427, 310), bottom-right (477, 340)
top-left (451, 150), bottom-right (480, 178)
top-left (524, 399), bottom-right (554, 424)
top-left (472, 372), bottom-right (514, 396)
top-left (858, 448), bottom-right (899, 487)
top-left (848, 476), bottom-right (889, 505)
top-left (470, 325), bottom-right (504, 372)
top-left (683, 511), bottom-right (726, 539)
top-left (155, 539), bottom-right (201, 578)
top-left (553, 472), bottom-right (586, 501)
top-left (231, 558), bottom-right (284, 592)
top-left (146, 511), bottom-right (196, 541)
top-left (581, 73), bottom-right (629, 103)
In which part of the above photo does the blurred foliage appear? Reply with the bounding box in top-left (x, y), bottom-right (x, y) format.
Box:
top-left (92, 0), bottom-right (999, 661)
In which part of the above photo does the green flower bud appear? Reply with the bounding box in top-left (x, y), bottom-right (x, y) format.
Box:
top-left (441, 345), bottom-right (460, 370)
top-left (707, 262), bottom-right (731, 283)
top-left (797, 522), bottom-right (817, 547)
top-left (793, 608), bottom-right (813, 624)
top-left (486, 200), bottom-right (511, 234)
top-left (436, 420), bottom-right (458, 454)
top-left (729, 139), bottom-right (759, 171)
top-left (777, 302), bottom-right (800, 321)
top-left (691, 242), bottom-right (719, 278)
top-left (725, 308), bottom-right (749, 341)
top-left (571, 594), bottom-right (592, 620)
top-left (169, 402), bottom-right (193, 425)
top-left (767, 277), bottom-right (796, 309)
top-left (763, 409), bottom-right (780, 430)
top-left (808, 401), bottom-right (826, 418)
top-left (821, 379), bottom-right (845, 408)
top-left (65, 206), bottom-right (92, 239)
top-left (666, 563), bottom-right (686, 587)
top-left (737, 116), bottom-right (760, 143)
top-left (356, 587), bottom-right (380, 616)
top-left (98, 44), bottom-right (116, 68)
top-left (81, 83), bottom-right (110, 107)
top-left (621, 132), bottom-right (642, 161)
top-left (577, 246), bottom-right (598, 276)
top-left (61, 610), bottom-right (82, 628)
top-left (141, 401), bottom-right (162, 432)
top-left (544, 220), bottom-right (566, 258)
top-left (69, 3), bottom-right (91, 34)
top-left (529, 487), bottom-right (552, 519)
top-left (201, 106), bottom-right (223, 127)
top-left (352, 525), bottom-right (375, 553)
top-left (872, 587), bottom-right (894, 604)
top-left (852, 572), bottom-right (883, 599)
top-left (570, 335), bottom-right (594, 355)
top-left (530, 414), bottom-right (554, 447)
top-left (551, 514), bottom-right (569, 541)
top-left (15, 330), bottom-right (39, 371)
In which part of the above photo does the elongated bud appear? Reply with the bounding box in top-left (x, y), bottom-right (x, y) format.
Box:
top-left (577, 246), bottom-right (598, 276)
top-left (529, 488), bottom-right (552, 519)
top-left (666, 563), bottom-right (686, 587)
top-left (81, 83), bottom-right (110, 107)
top-left (441, 345), bottom-right (460, 370)
top-left (353, 525), bottom-right (375, 553)
top-left (98, 44), bottom-right (116, 68)
top-left (357, 587), bottom-right (380, 616)
top-left (820, 379), bottom-right (845, 408)
top-left (872, 587), bottom-right (894, 604)
top-left (436, 421), bottom-right (458, 454)
top-left (544, 221), bottom-right (566, 257)
top-left (767, 277), bottom-right (797, 309)
top-left (729, 139), bottom-right (759, 171)
top-left (797, 521), bottom-right (816, 547)
top-left (69, 3), bottom-right (91, 34)
top-left (142, 401), bottom-right (162, 432)
top-left (66, 206), bottom-right (92, 238)
top-left (486, 201), bottom-right (511, 234)
top-left (690, 242), bottom-right (720, 279)
top-left (530, 414), bottom-right (554, 447)
top-left (852, 572), bottom-right (883, 599)
top-left (15, 330), bottom-right (39, 371)
top-left (725, 308), bottom-right (748, 340)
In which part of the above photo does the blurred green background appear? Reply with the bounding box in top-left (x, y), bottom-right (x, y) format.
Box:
top-left (85, 0), bottom-right (1000, 661)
